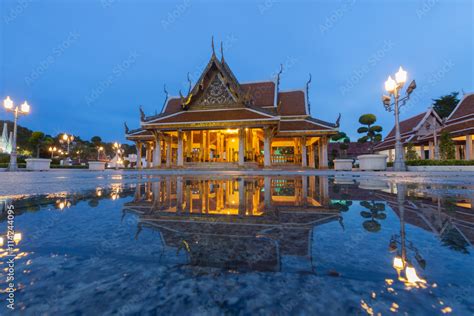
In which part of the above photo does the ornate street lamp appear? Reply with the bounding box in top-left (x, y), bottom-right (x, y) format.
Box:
top-left (97, 146), bottom-right (104, 161)
top-left (382, 67), bottom-right (417, 171)
top-left (3, 96), bottom-right (30, 171)
top-left (48, 146), bottom-right (58, 158)
top-left (61, 133), bottom-right (74, 155)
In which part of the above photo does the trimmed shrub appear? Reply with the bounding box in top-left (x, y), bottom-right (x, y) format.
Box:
top-left (406, 160), bottom-right (474, 166)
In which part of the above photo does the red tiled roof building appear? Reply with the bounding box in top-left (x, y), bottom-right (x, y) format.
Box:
top-left (126, 42), bottom-right (338, 169)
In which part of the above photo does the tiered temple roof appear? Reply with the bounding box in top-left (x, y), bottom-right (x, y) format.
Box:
top-left (126, 43), bottom-right (338, 141)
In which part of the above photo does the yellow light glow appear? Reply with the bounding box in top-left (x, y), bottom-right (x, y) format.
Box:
top-left (20, 101), bottom-right (30, 114)
top-left (385, 76), bottom-right (396, 93)
top-left (395, 66), bottom-right (407, 85)
top-left (14, 232), bottom-right (22, 244)
top-left (393, 256), bottom-right (404, 270)
top-left (405, 265), bottom-right (426, 284)
top-left (3, 96), bottom-right (13, 110)
top-left (0, 237), bottom-right (4, 247)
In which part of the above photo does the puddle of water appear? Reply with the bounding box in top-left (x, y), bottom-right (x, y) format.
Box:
top-left (0, 175), bottom-right (473, 315)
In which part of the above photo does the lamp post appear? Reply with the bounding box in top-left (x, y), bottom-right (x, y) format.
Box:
top-left (61, 133), bottom-right (74, 165)
top-left (97, 146), bottom-right (104, 161)
top-left (382, 67), bottom-right (417, 171)
top-left (3, 96), bottom-right (31, 171)
top-left (61, 133), bottom-right (74, 155)
top-left (48, 146), bottom-right (58, 158)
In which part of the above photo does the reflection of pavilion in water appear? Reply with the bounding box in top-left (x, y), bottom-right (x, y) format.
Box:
top-left (124, 176), bottom-right (338, 271)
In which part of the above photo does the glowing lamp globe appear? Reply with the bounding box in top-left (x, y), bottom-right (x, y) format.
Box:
top-left (3, 96), bottom-right (13, 110)
top-left (384, 76), bottom-right (396, 93)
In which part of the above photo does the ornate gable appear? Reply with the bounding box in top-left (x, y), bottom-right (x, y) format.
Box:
top-left (196, 72), bottom-right (237, 106)
top-left (179, 47), bottom-right (251, 111)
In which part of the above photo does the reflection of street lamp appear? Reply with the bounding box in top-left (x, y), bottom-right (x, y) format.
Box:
top-left (382, 67), bottom-right (417, 171)
top-left (3, 96), bottom-right (31, 171)
top-left (389, 184), bottom-right (427, 286)
top-left (113, 142), bottom-right (122, 170)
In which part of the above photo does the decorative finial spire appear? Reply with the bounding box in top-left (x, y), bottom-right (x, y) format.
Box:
top-left (187, 72), bottom-right (192, 94)
top-left (124, 122), bottom-right (129, 134)
top-left (220, 41), bottom-right (224, 62)
top-left (335, 113), bottom-right (341, 127)
top-left (211, 36), bottom-right (215, 57)
top-left (306, 73), bottom-right (312, 115)
top-left (160, 84), bottom-right (169, 114)
top-left (139, 105), bottom-right (145, 121)
top-left (276, 63), bottom-right (283, 92)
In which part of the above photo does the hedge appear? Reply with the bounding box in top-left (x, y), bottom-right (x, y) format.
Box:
top-left (0, 163), bottom-right (26, 168)
top-left (50, 165), bottom-right (88, 169)
top-left (406, 160), bottom-right (474, 166)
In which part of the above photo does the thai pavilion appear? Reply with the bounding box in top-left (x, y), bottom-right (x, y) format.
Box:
top-left (375, 93), bottom-right (474, 161)
top-left (125, 43), bottom-right (339, 169)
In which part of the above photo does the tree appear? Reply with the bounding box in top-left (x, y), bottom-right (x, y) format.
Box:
top-left (28, 131), bottom-right (46, 158)
top-left (439, 131), bottom-right (455, 160)
top-left (405, 142), bottom-right (419, 161)
top-left (91, 136), bottom-right (102, 147)
top-left (332, 132), bottom-right (351, 158)
top-left (433, 92), bottom-right (460, 119)
top-left (357, 114), bottom-right (383, 153)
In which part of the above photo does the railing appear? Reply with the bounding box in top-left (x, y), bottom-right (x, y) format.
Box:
top-left (271, 154), bottom-right (301, 164)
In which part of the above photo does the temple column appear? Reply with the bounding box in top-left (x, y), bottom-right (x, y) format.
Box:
top-left (177, 130), bottom-right (184, 167)
top-left (466, 135), bottom-right (472, 160)
top-left (186, 131), bottom-right (193, 162)
top-left (166, 136), bottom-right (172, 167)
top-left (311, 143), bottom-right (316, 168)
top-left (455, 145), bottom-right (460, 160)
top-left (146, 142), bottom-right (152, 168)
top-left (301, 136), bottom-right (307, 167)
top-left (199, 131), bottom-right (206, 162)
top-left (238, 128), bottom-right (245, 166)
top-left (420, 144), bottom-right (425, 160)
top-left (318, 136), bottom-right (328, 169)
top-left (428, 141), bottom-right (434, 159)
top-left (206, 134), bottom-right (209, 162)
top-left (263, 127), bottom-right (272, 167)
top-left (136, 141), bottom-right (142, 170)
top-left (218, 133), bottom-right (223, 161)
top-left (153, 133), bottom-right (162, 168)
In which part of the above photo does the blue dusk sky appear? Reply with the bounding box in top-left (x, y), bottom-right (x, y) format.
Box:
top-left (0, 0), bottom-right (472, 143)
